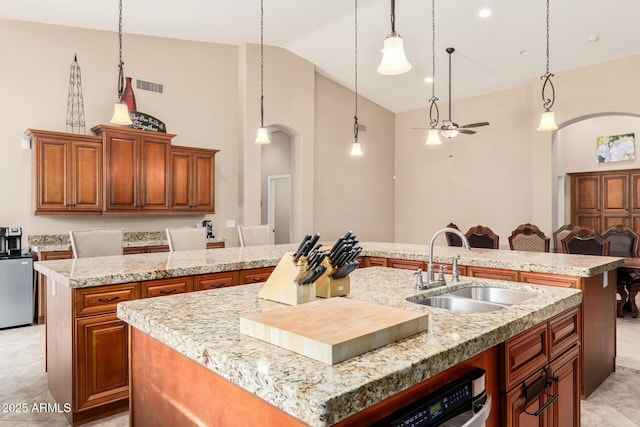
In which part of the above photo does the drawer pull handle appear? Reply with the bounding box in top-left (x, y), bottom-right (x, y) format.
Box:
top-left (159, 289), bottom-right (178, 294)
top-left (524, 392), bottom-right (558, 416)
top-left (523, 369), bottom-right (559, 416)
top-left (97, 296), bottom-right (120, 303)
top-left (252, 277), bottom-right (263, 282)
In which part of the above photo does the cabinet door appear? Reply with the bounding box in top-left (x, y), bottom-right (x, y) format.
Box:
top-left (602, 173), bottom-right (629, 229)
top-left (467, 266), bottom-right (518, 282)
top-left (70, 140), bottom-right (102, 212)
top-left (362, 257), bottom-right (389, 268)
top-left (630, 172), bottom-right (640, 233)
top-left (139, 135), bottom-right (170, 212)
top-left (195, 271), bottom-right (240, 290)
top-left (75, 314), bottom-right (129, 410)
top-left (573, 175), bottom-right (600, 214)
top-left (548, 345), bottom-right (580, 427)
top-left (36, 137), bottom-right (69, 212)
top-left (388, 258), bottom-right (424, 270)
top-left (192, 151), bottom-right (216, 212)
top-left (105, 133), bottom-right (138, 211)
top-left (141, 277), bottom-right (193, 298)
top-left (502, 369), bottom-right (548, 427)
top-left (239, 267), bottom-right (275, 284)
top-left (170, 150), bottom-right (192, 211)
top-left (518, 272), bottom-right (580, 289)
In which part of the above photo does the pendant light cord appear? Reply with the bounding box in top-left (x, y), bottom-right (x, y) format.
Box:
top-left (117, 0), bottom-right (125, 100)
top-left (390, 0), bottom-right (396, 34)
top-left (260, 0), bottom-right (265, 128)
top-left (354, 0), bottom-right (359, 142)
top-left (545, 0), bottom-right (550, 74)
top-left (428, 0), bottom-right (439, 128)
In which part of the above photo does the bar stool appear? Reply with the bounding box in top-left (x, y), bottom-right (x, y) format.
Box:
top-left (237, 225), bottom-right (270, 247)
top-left (166, 227), bottom-right (207, 252)
top-left (69, 228), bottom-right (124, 258)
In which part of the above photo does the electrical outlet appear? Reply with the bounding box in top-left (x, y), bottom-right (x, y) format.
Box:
top-left (226, 220), bottom-right (236, 228)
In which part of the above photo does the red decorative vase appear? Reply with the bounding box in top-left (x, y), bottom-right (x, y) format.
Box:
top-left (122, 77), bottom-right (137, 111)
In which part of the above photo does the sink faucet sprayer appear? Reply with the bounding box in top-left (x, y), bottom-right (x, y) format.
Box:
top-left (428, 228), bottom-right (471, 286)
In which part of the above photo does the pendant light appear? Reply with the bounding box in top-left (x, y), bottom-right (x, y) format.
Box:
top-left (350, 0), bottom-right (363, 156)
top-left (255, 0), bottom-right (271, 144)
top-left (537, 0), bottom-right (558, 131)
top-left (425, 0), bottom-right (442, 146)
top-left (110, 0), bottom-right (132, 126)
top-left (377, 0), bottom-right (411, 75)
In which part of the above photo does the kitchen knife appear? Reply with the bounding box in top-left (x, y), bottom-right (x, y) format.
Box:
top-left (307, 243), bottom-right (323, 262)
top-left (332, 250), bottom-right (350, 269)
top-left (344, 246), bottom-right (362, 263)
top-left (301, 265), bottom-right (327, 285)
top-left (293, 241), bottom-right (310, 262)
top-left (328, 237), bottom-right (346, 258)
top-left (303, 233), bottom-right (321, 257)
top-left (332, 243), bottom-right (352, 266)
top-left (293, 234), bottom-right (312, 258)
top-left (308, 252), bottom-right (327, 271)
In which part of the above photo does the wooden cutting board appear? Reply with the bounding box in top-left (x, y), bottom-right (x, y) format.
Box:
top-left (240, 298), bottom-right (428, 364)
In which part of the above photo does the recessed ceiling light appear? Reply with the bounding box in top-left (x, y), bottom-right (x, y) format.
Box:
top-left (520, 50), bottom-right (530, 56)
top-left (424, 76), bottom-right (434, 83)
top-left (479, 8), bottom-right (492, 18)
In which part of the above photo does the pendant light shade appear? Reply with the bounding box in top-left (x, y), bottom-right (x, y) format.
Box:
top-left (537, 111), bottom-right (558, 131)
top-left (255, 127), bottom-right (270, 144)
top-left (110, 0), bottom-right (132, 126)
top-left (537, 0), bottom-right (558, 132)
top-left (255, 0), bottom-right (271, 144)
top-left (350, 141), bottom-right (363, 156)
top-left (111, 102), bottom-right (132, 125)
top-left (425, 129), bottom-right (442, 145)
top-left (377, 0), bottom-right (411, 75)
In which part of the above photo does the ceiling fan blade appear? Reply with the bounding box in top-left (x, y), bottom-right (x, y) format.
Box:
top-left (461, 122), bottom-right (490, 128)
top-left (458, 129), bottom-right (476, 135)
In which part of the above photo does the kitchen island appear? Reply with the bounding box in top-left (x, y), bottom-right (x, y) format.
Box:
top-left (33, 242), bottom-right (622, 425)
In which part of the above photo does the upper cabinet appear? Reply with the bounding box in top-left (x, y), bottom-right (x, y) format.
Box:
top-left (29, 129), bottom-right (103, 215)
top-left (93, 125), bottom-right (173, 214)
top-left (170, 146), bottom-right (218, 213)
top-left (30, 126), bottom-right (218, 216)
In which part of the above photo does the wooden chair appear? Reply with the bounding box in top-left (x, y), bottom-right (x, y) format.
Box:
top-left (508, 223), bottom-right (550, 252)
top-left (237, 225), bottom-right (270, 247)
top-left (166, 227), bottom-right (207, 252)
top-left (552, 224), bottom-right (580, 253)
top-left (560, 228), bottom-right (610, 256)
top-left (445, 223), bottom-right (463, 247)
top-left (465, 225), bottom-right (499, 249)
top-left (69, 228), bottom-right (124, 258)
top-left (602, 224), bottom-right (640, 317)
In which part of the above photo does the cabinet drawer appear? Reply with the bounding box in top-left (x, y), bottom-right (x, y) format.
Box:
top-left (123, 247), bottom-right (146, 255)
top-left (502, 322), bottom-right (549, 391)
top-left (363, 257), bottom-right (389, 268)
top-left (147, 245), bottom-right (170, 253)
top-left (239, 267), bottom-right (274, 284)
top-left (388, 258), bottom-right (424, 270)
top-left (195, 271), bottom-right (240, 290)
top-left (519, 272), bottom-right (581, 289)
top-left (206, 242), bottom-right (225, 249)
top-left (74, 283), bottom-right (140, 317)
top-left (38, 250), bottom-right (73, 260)
top-left (467, 266), bottom-right (519, 282)
top-left (549, 307), bottom-right (580, 360)
top-left (142, 277), bottom-right (193, 298)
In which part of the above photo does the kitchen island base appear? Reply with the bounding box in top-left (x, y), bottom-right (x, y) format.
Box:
top-left (129, 326), bottom-right (501, 426)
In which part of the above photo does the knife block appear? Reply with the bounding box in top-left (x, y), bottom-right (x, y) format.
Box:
top-left (315, 259), bottom-right (350, 298)
top-left (258, 252), bottom-right (317, 305)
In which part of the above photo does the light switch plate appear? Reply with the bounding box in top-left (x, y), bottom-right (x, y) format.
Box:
top-left (226, 220), bottom-right (236, 228)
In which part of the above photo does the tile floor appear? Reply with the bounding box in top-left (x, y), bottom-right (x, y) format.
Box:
top-left (1, 303), bottom-right (639, 426)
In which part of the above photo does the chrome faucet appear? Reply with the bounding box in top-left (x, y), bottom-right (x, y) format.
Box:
top-left (428, 228), bottom-right (471, 286)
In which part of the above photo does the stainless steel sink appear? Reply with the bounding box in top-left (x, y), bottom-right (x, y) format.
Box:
top-left (448, 287), bottom-right (537, 306)
top-left (410, 296), bottom-right (505, 313)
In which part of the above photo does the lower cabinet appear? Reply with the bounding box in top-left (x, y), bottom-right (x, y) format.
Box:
top-left (75, 314), bottom-right (129, 411)
top-left (501, 308), bottom-right (580, 427)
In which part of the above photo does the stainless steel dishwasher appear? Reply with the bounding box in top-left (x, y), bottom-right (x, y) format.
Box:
top-left (0, 253), bottom-right (34, 329)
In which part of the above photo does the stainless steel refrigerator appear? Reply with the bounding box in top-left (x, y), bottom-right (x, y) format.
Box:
top-left (0, 254), bottom-right (34, 328)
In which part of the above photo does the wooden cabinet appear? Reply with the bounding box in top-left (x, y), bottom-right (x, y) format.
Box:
top-left (141, 277), bottom-right (193, 298)
top-left (362, 257), bottom-right (389, 268)
top-left (195, 271), bottom-right (240, 290)
top-left (501, 308), bottom-right (580, 427)
top-left (466, 266), bottom-right (519, 282)
top-left (75, 314), bottom-right (129, 411)
top-left (570, 169), bottom-right (640, 233)
top-left (29, 129), bottom-right (103, 214)
top-left (387, 258), bottom-right (424, 270)
top-left (171, 146), bottom-right (218, 213)
top-left (94, 125), bottom-right (174, 214)
top-left (239, 267), bottom-right (275, 284)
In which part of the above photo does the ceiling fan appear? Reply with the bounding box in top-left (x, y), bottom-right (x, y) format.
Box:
top-left (440, 47), bottom-right (489, 138)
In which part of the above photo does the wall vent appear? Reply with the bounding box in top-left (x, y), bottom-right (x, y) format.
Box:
top-left (136, 79), bottom-right (164, 94)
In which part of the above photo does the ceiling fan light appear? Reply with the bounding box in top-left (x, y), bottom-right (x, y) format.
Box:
top-left (255, 126), bottom-right (271, 144)
top-left (110, 101), bottom-right (132, 125)
top-left (425, 129), bottom-right (442, 145)
top-left (441, 129), bottom-right (459, 139)
top-left (377, 34), bottom-right (412, 75)
top-left (537, 111), bottom-right (558, 131)
top-left (350, 141), bottom-right (363, 156)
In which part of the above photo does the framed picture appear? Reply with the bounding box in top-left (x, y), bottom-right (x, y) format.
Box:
top-left (597, 133), bottom-right (635, 163)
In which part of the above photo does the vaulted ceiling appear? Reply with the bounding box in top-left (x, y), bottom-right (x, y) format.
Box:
top-left (2, 0), bottom-right (639, 113)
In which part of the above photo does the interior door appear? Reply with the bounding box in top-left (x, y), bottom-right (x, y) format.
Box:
top-left (267, 175), bottom-right (291, 245)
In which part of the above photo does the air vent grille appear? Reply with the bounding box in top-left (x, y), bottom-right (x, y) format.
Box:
top-left (136, 79), bottom-right (164, 94)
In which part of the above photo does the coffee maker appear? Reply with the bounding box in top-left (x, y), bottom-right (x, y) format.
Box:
top-left (201, 220), bottom-right (214, 238)
top-left (0, 227), bottom-right (22, 257)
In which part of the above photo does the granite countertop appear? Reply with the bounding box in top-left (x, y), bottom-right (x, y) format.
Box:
top-left (28, 231), bottom-right (223, 252)
top-left (33, 242), bottom-right (624, 289)
top-left (116, 267), bottom-right (582, 426)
